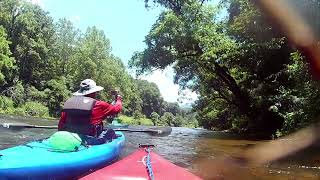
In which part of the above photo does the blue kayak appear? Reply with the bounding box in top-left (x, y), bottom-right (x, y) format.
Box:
top-left (107, 120), bottom-right (129, 129)
top-left (0, 131), bottom-right (125, 180)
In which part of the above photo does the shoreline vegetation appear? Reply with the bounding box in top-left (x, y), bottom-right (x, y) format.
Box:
top-left (0, 92), bottom-right (198, 128)
top-left (0, 113), bottom-right (198, 128)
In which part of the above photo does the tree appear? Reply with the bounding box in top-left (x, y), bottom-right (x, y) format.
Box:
top-left (173, 115), bottom-right (183, 127)
top-left (136, 79), bottom-right (163, 117)
top-left (130, 0), bottom-right (254, 131)
top-left (162, 102), bottom-right (180, 116)
top-left (150, 111), bottom-right (160, 125)
top-left (0, 26), bottom-right (16, 89)
top-left (44, 77), bottom-right (71, 116)
top-left (54, 18), bottom-right (79, 76)
top-left (160, 112), bottom-right (175, 126)
top-left (131, 0), bottom-right (320, 137)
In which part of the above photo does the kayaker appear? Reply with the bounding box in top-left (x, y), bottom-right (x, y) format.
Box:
top-left (58, 79), bottom-right (122, 145)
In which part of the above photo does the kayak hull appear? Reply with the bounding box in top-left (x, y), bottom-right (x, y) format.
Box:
top-left (107, 124), bottom-right (129, 129)
top-left (0, 132), bottom-right (125, 180)
top-left (107, 120), bottom-right (129, 129)
top-left (80, 149), bottom-right (202, 180)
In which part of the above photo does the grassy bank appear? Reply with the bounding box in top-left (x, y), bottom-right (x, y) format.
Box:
top-left (0, 113), bottom-right (154, 126)
top-left (118, 115), bottom-right (154, 126)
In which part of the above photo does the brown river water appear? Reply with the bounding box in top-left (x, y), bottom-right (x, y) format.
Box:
top-left (0, 115), bottom-right (320, 179)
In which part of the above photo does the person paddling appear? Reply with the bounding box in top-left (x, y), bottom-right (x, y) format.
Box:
top-left (58, 79), bottom-right (122, 145)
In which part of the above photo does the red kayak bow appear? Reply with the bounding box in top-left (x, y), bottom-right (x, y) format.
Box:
top-left (80, 145), bottom-right (202, 180)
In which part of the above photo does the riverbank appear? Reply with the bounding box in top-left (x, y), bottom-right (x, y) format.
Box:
top-left (118, 115), bottom-right (153, 125)
top-left (0, 113), bottom-right (155, 126)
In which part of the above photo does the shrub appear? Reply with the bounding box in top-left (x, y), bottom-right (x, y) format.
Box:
top-left (9, 107), bottom-right (26, 116)
top-left (118, 115), bottom-right (136, 125)
top-left (0, 95), bottom-right (14, 110)
top-left (22, 101), bottom-right (49, 118)
top-left (133, 110), bottom-right (144, 120)
top-left (138, 118), bottom-right (154, 126)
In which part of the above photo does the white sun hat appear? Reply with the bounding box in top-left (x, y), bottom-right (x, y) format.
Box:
top-left (73, 79), bottom-right (104, 96)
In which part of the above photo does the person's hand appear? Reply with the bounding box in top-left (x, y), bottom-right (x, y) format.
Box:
top-left (110, 90), bottom-right (121, 101)
top-left (115, 94), bottom-right (122, 101)
top-left (110, 90), bottom-right (119, 96)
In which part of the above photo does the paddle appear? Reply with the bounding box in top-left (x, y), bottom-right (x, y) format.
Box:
top-left (113, 126), bottom-right (172, 137)
top-left (1, 122), bottom-right (172, 136)
top-left (2, 123), bottom-right (58, 130)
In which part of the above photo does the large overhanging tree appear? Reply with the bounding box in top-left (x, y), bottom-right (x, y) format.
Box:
top-left (130, 0), bottom-right (253, 127)
top-left (130, 0), bottom-right (297, 137)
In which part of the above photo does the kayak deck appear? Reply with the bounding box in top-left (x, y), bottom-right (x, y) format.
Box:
top-left (80, 147), bottom-right (202, 180)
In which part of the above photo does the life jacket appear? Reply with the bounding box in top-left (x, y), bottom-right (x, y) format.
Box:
top-left (62, 96), bottom-right (97, 136)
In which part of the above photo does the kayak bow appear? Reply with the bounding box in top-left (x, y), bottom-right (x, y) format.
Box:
top-left (80, 144), bottom-right (202, 180)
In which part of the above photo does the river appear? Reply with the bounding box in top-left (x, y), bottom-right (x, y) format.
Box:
top-left (0, 115), bottom-right (320, 179)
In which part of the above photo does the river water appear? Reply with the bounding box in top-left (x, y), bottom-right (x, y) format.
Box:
top-left (1, 115), bottom-right (320, 179)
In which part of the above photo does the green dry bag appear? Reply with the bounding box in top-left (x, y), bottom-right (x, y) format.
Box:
top-left (48, 131), bottom-right (82, 151)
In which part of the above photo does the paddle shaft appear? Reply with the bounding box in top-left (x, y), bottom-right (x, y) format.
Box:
top-left (2, 123), bottom-right (57, 129)
top-left (113, 128), bottom-right (162, 134)
top-left (2, 123), bottom-right (171, 136)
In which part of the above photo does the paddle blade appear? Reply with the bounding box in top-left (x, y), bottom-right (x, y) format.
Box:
top-left (2, 123), bottom-right (57, 130)
top-left (2, 123), bottom-right (31, 130)
top-left (113, 126), bottom-right (172, 136)
top-left (147, 126), bottom-right (172, 136)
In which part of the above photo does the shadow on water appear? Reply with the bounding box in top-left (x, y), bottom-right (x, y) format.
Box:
top-left (1, 115), bottom-right (320, 179)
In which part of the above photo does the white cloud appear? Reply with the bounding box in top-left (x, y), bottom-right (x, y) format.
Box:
top-left (28, 0), bottom-right (45, 8)
top-left (141, 67), bottom-right (198, 106)
top-left (68, 15), bottom-right (81, 24)
top-left (177, 89), bottom-right (199, 105)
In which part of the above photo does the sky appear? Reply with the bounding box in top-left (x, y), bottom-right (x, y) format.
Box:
top-left (30, 0), bottom-right (198, 105)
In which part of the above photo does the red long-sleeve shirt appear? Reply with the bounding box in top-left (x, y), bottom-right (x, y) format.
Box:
top-left (58, 98), bottom-right (122, 132)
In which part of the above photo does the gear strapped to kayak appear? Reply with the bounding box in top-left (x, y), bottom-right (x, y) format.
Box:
top-left (48, 131), bottom-right (82, 151)
top-left (139, 144), bottom-right (156, 180)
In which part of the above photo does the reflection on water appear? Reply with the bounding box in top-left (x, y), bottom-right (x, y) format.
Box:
top-left (1, 115), bottom-right (320, 179)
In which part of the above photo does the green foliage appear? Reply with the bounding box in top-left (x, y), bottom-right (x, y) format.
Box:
top-left (136, 80), bottom-right (163, 117)
top-left (159, 112), bottom-right (175, 126)
top-left (150, 112), bottom-right (160, 125)
top-left (0, 95), bottom-right (14, 112)
top-left (0, 95), bottom-right (49, 117)
top-left (54, 18), bottom-right (79, 76)
top-left (268, 52), bottom-right (320, 135)
top-left (45, 77), bottom-right (71, 116)
top-left (118, 115), bottom-right (153, 126)
top-left (7, 81), bottom-right (25, 105)
top-left (173, 115), bottom-right (183, 127)
top-left (182, 111), bottom-right (199, 128)
top-left (1, 1), bottom-right (57, 88)
top-left (25, 85), bottom-right (47, 102)
top-left (133, 110), bottom-right (144, 120)
top-left (138, 117), bottom-right (154, 126)
top-left (21, 101), bottom-right (49, 117)
top-left (9, 107), bottom-right (26, 116)
top-left (118, 115), bottom-right (135, 124)
top-left (162, 102), bottom-right (180, 116)
top-left (0, 26), bottom-right (15, 87)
